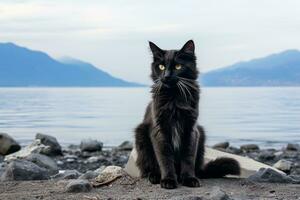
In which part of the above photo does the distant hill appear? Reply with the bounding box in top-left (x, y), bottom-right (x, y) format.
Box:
top-left (201, 50), bottom-right (300, 86)
top-left (0, 42), bottom-right (141, 87)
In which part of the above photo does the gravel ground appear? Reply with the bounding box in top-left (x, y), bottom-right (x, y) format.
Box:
top-left (0, 177), bottom-right (300, 200)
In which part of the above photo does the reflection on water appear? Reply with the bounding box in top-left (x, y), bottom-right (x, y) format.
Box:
top-left (0, 87), bottom-right (299, 148)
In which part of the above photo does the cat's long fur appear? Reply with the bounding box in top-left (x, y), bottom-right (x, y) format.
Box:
top-left (135, 40), bottom-right (240, 189)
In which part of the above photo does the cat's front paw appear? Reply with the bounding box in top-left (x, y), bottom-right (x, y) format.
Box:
top-left (148, 172), bottom-right (161, 184)
top-left (160, 178), bottom-right (178, 189)
top-left (182, 176), bottom-right (201, 187)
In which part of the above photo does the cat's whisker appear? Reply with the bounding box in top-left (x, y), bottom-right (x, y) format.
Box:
top-left (178, 76), bottom-right (196, 82)
top-left (178, 81), bottom-right (188, 102)
top-left (179, 79), bottom-right (198, 91)
top-left (179, 81), bottom-right (193, 101)
top-left (176, 82), bottom-right (185, 101)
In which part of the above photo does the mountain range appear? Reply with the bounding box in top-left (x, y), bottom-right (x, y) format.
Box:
top-left (0, 43), bottom-right (140, 87)
top-left (201, 49), bottom-right (300, 86)
top-left (0, 42), bottom-right (300, 87)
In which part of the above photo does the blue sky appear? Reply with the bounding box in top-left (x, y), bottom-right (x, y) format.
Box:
top-left (1, 0), bottom-right (300, 84)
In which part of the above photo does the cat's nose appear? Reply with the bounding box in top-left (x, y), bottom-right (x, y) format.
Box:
top-left (162, 75), bottom-right (178, 85)
top-left (164, 74), bottom-right (172, 81)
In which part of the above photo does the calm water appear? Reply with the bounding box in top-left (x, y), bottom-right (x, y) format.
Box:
top-left (0, 87), bottom-right (299, 148)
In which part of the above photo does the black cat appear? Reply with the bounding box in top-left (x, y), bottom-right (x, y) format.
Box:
top-left (134, 40), bottom-right (240, 189)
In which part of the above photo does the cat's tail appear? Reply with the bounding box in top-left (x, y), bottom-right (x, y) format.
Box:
top-left (197, 157), bottom-right (241, 178)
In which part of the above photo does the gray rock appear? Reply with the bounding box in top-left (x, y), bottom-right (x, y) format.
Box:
top-left (205, 187), bottom-right (231, 200)
top-left (258, 151), bottom-right (275, 161)
top-left (1, 160), bottom-right (50, 181)
top-left (36, 133), bottom-right (62, 156)
top-left (247, 168), bottom-right (300, 184)
top-left (213, 142), bottom-right (229, 149)
top-left (118, 141), bottom-right (133, 151)
top-left (0, 133), bottom-right (21, 155)
top-left (64, 155), bottom-right (78, 160)
top-left (0, 155), bottom-right (4, 163)
top-left (240, 144), bottom-right (259, 152)
top-left (79, 170), bottom-right (99, 180)
top-left (65, 179), bottom-right (92, 193)
top-left (80, 139), bottom-right (103, 152)
top-left (25, 153), bottom-right (58, 175)
top-left (286, 143), bottom-right (300, 151)
top-left (282, 151), bottom-right (298, 159)
top-left (52, 170), bottom-right (82, 180)
top-left (273, 160), bottom-right (292, 172)
top-left (226, 146), bottom-right (242, 154)
top-left (274, 151), bottom-right (283, 157)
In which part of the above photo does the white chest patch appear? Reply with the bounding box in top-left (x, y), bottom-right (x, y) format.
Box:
top-left (172, 127), bottom-right (181, 151)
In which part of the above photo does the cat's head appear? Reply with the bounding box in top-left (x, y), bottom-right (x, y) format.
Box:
top-left (149, 40), bottom-right (198, 87)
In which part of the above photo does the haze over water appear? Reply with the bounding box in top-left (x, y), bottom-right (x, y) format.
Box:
top-left (0, 87), bottom-right (299, 148)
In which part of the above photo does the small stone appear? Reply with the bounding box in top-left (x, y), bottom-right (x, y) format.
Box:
top-left (247, 168), bottom-right (300, 184)
top-left (87, 156), bottom-right (100, 163)
top-left (25, 153), bottom-right (59, 175)
top-left (65, 179), bottom-right (92, 193)
top-left (118, 141), bottom-right (133, 151)
top-left (64, 155), bottom-right (78, 160)
top-left (56, 160), bottom-right (64, 165)
top-left (95, 166), bottom-right (123, 183)
top-left (66, 158), bottom-right (75, 163)
top-left (286, 143), bottom-right (300, 151)
top-left (213, 142), bottom-right (229, 149)
top-left (240, 144), bottom-right (259, 152)
top-left (52, 170), bottom-right (82, 180)
top-left (79, 170), bottom-right (99, 180)
top-left (205, 186), bottom-right (231, 200)
top-left (273, 160), bottom-right (292, 172)
top-left (64, 155), bottom-right (78, 163)
top-left (0, 160), bottom-right (50, 181)
top-left (80, 139), bottom-right (103, 152)
top-left (36, 133), bottom-right (62, 156)
top-left (0, 133), bottom-right (21, 155)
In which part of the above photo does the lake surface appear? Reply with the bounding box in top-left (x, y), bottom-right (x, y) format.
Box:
top-left (0, 87), bottom-right (299, 148)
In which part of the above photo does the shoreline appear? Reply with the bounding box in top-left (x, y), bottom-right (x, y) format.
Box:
top-left (1, 133), bottom-right (300, 199)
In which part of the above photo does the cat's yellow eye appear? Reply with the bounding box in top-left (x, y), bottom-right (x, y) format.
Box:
top-left (159, 64), bottom-right (165, 71)
top-left (175, 64), bottom-right (182, 70)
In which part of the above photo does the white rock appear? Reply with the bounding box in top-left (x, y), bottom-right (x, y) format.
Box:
top-left (95, 166), bottom-right (123, 183)
top-left (125, 147), bottom-right (285, 178)
top-left (5, 140), bottom-right (48, 161)
top-left (87, 156), bottom-right (100, 163)
top-left (273, 160), bottom-right (292, 172)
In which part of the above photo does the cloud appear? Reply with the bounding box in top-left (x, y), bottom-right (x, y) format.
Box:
top-left (1, 0), bottom-right (300, 84)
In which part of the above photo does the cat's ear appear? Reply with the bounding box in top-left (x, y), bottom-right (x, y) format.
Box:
top-left (149, 41), bottom-right (164, 57)
top-left (180, 40), bottom-right (195, 54)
